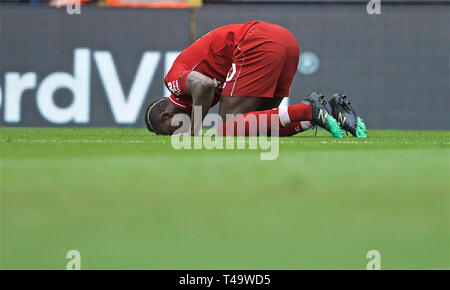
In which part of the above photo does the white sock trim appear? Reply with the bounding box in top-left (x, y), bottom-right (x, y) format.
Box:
top-left (300, 121), bottom-right (312, 130)
top-left (278, 105), bottom-right (291, 127)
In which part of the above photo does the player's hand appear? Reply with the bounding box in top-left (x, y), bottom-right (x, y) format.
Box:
top-left (213, 78), bottom-right (221, 88)
top-left (213, 78), bottom-right (223, 95)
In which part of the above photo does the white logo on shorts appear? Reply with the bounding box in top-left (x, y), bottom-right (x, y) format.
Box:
top-left (226, 63), bottom-right (236, 82)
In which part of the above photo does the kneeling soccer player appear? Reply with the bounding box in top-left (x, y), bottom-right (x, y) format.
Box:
top-left (145, 91), bottom-right (366, 138)
top-left (144, 20), bottom-right (366, 137)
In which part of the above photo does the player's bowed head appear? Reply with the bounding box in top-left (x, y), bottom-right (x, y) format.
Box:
top-left (144, 97), bottom-right (188, 136)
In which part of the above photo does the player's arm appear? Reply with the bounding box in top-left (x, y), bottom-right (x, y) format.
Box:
top-left (185, 71), bottom-right (216, 136)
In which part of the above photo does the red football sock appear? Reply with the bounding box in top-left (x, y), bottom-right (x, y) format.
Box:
top-left (285, 103), bottom-right (312, 123)
top-left (217, 104), bottom-right (312, 136)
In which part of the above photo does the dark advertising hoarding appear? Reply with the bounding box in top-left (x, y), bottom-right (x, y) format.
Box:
top-left (0, 3), bottom-right (448, 129)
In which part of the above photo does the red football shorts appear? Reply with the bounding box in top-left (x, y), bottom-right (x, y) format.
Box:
top-left (222, 22), bottom-right (300, 98)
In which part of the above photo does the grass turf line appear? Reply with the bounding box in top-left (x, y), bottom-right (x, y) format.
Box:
top-left (1, 128), bottom-right (449, 269)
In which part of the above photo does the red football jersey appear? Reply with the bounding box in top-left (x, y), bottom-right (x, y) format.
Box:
top-left (165, 21), bottom-right (299, 111)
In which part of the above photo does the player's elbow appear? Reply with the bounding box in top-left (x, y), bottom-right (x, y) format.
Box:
top-left (186, 71), bottom-right (215, 96)
top-left (196, 78), bottom-right (214, 93)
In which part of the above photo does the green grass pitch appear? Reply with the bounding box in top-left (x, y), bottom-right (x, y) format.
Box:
top-left (1, 128), bottom-right (449, 269)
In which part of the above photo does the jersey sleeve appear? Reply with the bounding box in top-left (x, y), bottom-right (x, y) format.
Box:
top-left (164, 70), bottom-right (191, 97)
